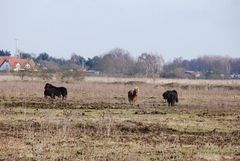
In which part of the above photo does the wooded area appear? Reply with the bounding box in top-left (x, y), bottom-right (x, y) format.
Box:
top-left (1, 48), bottom-right (239, 79)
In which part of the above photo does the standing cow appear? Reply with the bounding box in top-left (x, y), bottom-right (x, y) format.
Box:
top-left (44, 83), bottom-right (68, 99)
top-left (162, 90), bottom-right (178, 106)
top-left (128, 87), bottom-right (139, 105)
top-left (44, 88), bottom-right (61, 99)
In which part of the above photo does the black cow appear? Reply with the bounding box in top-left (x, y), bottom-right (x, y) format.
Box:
top-left (162, 90), bottom-right (178, 106)
top-left (44, 88), bottom-right (61, 99)
top-left (44, 83), bottom-right (68, 99)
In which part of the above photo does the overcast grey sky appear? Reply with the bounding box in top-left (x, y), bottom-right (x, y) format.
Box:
top-left (0, 0), bottom-right (239, 61)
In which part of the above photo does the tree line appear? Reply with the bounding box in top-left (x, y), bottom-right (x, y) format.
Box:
top-left (1, 48), bottom-right (240, 79)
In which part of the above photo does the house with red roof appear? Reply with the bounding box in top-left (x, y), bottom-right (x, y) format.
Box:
top-left (0, 56), bottom-right (35, 72)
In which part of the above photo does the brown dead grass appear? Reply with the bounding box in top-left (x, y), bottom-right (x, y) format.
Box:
top-left (0, 78), bottom-right (240, 160)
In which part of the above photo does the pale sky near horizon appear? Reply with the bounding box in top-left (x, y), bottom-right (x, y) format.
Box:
top-left (0, 0), bottom-right (239, 61)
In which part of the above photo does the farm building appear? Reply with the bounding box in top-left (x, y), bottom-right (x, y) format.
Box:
top-left (0, 56), bottom-right (35, 72)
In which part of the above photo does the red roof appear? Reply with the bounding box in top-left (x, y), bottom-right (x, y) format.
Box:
top-left (0, 56), bottom-right (34, 68)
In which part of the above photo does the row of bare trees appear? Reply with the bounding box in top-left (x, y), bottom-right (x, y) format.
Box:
top-left (89, 48), bottom-right (164, 77)
top-left (162, 56), bottom-right (240, 79)
top-left (86, 49), bottom-right (240, 79)
top-left (3, 48), bottom-right (240, 79)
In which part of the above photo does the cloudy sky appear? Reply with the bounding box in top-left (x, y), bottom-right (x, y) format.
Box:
top-left (0, 0), bottom-right (239, 61)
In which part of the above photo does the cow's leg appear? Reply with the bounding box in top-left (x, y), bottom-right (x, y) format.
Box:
top-left (51, 93), bottom-right (55, 99)
top-left (167, 100), bottom-right (170, 106)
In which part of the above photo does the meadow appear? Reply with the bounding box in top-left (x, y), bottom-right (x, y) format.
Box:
top-left (0, 77), bottom-right (240, 161)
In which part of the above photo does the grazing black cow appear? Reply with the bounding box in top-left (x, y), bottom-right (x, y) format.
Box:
top-left (44, 83), bottom-right (68, 99)
top-left (44, 88), bottom-right (61, 99)
top-left (162, 90), bottom-right (178, 106)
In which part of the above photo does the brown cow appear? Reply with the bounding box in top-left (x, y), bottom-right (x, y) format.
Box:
top-left (128, 87), bottom-right (139, 105)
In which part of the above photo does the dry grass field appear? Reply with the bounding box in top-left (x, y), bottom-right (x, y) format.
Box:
top-left (0, 77), bottom-right (240, 161)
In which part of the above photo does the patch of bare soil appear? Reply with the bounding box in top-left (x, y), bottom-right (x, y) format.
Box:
top-left (72, 121), bottom-right (240, 147)
top-left (0, 97), bottom-right (137, 109)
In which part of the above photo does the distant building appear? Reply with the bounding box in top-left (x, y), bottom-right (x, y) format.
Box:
top-left (0, 59), bottom-right (11, 72)
top-left (0, 56), bottom-right (35, 72)
top-left (185, 70), bottom-right (201, 78)
top-left (84, 70), bottom-right (100, 76)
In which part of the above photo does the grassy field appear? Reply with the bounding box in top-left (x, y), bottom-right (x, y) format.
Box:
top-left (0, 78), bottom-right (240, 161)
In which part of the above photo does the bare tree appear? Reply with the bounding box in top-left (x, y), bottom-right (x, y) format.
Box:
top-left (136, 53), bottom-right (164, 79)
top-left (70, 53), bottom-right (86, 67)
top-left (96, 48), bottom-right (136, 76)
